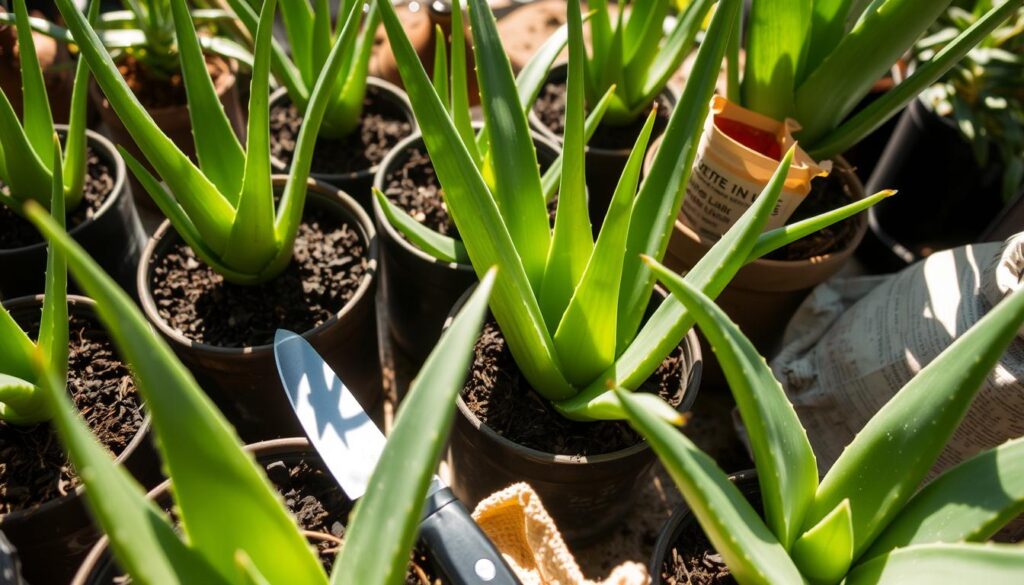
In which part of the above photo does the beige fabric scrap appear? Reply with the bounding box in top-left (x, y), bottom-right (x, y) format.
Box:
top-left (471, 483), bottom-right (649, 585)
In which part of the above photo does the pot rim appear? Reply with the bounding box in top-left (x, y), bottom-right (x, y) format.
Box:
top-left (527, 61), bottom-right (680, 157)
top-left (0, 127), bottom-right (127, 257)
top-left (450, 285), bottom-right (703, 467)
top-left (0, 294), bottom-right (153, 525)
top-left (135, 177), bottom-right (378, 358)
top-left (269, 77), bottom-right (418, 180)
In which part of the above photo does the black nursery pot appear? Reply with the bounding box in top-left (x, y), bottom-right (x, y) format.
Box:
top-left (0, 128), bottom-right (144, 300)
top-left (372, 130), bottom-right (560, 366)
top-left (137, 179), bottom-right (381, 443)
top-left (860, 96), bottom-right (1010, 272)
top-left (0, 296), bottom-right (158, 585)
top-left (446, 287), bottom-right (703, 545)
top-left (649, 470), bottom-right (759, 584)
top-left (270, 78), bottom-right (417, 210)
top-left (528, 63), bottom-right (677, 227)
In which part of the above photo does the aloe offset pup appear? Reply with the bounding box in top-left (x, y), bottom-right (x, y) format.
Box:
top-left (23, 194), bottom-right (497, 585)
top-left (625, 258), bottom-right (1024, 584)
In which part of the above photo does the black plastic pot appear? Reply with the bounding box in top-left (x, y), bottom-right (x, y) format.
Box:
top-left (446, 287), bottom-right (703, 545)
top-left (0, 530), bottom-right (24, 585)
top-left (839, 62), bottom-right (906, 183)
top-left (860, 97), bottom-right (1011, 273)
top-left (528, 63), bottom-right (677, 227)
top-left (648, 470), bottom-right (759, 584)
top-left (0, 296), bottom-right (158, 585)
top-left (0, 128), bottom-right (144, 301)
top-left (270, 78), bottom-right (417, 211)
top-left (372, 130), bottom-right (560, 366)
top-left (137, 179), bottom-right (382, 443)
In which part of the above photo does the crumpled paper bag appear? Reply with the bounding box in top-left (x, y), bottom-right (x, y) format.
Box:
top-left (471, 483), bottom-right (649, 585)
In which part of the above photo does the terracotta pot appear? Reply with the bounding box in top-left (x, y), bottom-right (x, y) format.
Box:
top-left (655, 145), bottom-right (867, 385)
top-left (136, 179), bottom-right (381, 443)
top-left (0, 295), bottom-right (158, 585)
top-left (371, 130), bottom-right (560, 366)
top-left (91, 56), bottom-right (245, 215)
top-left (268, 78), bottom-right (416, 211)
top-left (528, 62), bottom-right (677, 227)
top-left (446, 287), bottom-right (703, 546)
top-left (0, 128), bottom-right (144, 301)
top-left (648, 470), bottom-right (758, 584)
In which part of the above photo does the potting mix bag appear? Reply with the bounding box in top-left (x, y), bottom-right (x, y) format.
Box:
top-left (680, 96), bottom-right (830, 240)
top-left (770, 234), bottom-right (1024, 538)
top-left (472, 483), bottom-right (648, 585)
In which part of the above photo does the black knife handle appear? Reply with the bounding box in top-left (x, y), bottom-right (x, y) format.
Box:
top-left (420, 487), bottom-right (521, 585)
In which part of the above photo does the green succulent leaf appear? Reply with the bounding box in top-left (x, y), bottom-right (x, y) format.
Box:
top-left (637, 0), bottom-right (714, 107)
top-left (540, 84), bottom-right (617, 201)
top-left (846, 543), bottom-right (1024, 585)
top-left (742, 0), bottom-right (812, 122)
top-left (790, 499), bottom-right (854, 583)
top-left (13, 0), bottom-right (55, 165)
top-left (62, 0), bottom-right (100, 209)
top-left (802, 0), bottom-right (854, 81)
top-left (432, 25), bottom-right (450, 105)
top-left (37, 135), bottom-right (68, 392)
top-left (373, 188), bottom-right (470, 265)
top-left (448, 0), bottom-right (479, 165)
top-left (333, 268), bottom-right (496, 585)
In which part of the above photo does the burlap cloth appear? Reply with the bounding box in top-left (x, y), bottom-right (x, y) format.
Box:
top-left (471, 483), bottom-right (649, 585)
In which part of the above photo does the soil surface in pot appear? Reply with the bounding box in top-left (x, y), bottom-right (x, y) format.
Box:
top-left (270, 86), bottom-right (414, 176)
top-left (462, 321), bottom-right (686, 456)
top-left (116, 54), bottom-right (227, 110)
top-left (0, 313), bottom-right (143, 515)
top-left (150, 206), bottom-right (368, 347)
top-left (533, 79), bottom-right (673, 151)
top-left (0, 146), bottom-right (114, 249)
top-left (764, 167), bottom-right (859, 261)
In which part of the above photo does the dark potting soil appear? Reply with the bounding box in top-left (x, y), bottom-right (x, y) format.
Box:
top-left (462, 321), bottom-right (686, 456)
top-left (0, 314), bottom-right (143, 515)
top-left (533, 78), bottom-right (674, 151)
top-left (270, 86), bottom-right (414, 176)
top-left (0, 145), bottom-right (115, 249)
top-left (150, 205), bottom-right (368, 348)
top-left (116, 54), bottom-right (229, 110)
top-left (765, 165), bottom-right (860, 261)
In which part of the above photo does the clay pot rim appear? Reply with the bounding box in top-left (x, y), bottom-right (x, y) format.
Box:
top-left (371, 127), bottom-right (563, 273)
top-left (135, 177), bottom-right (379, 358)
top-left (648, 468), bottom-right (759, 580)
top-left (527, 61), bottom-right (680, 157)
top-left (268, 77), bottom-right (418, 181)
top-left (0, 127), bottom-right (127, 256)
top-left (0, 294), bottom-right (153, 525)
top-left (449, 285), bottom-right (704, 466)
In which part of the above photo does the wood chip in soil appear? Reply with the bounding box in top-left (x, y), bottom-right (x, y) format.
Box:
top-left (270, 85), bottom-right (413, 176)
top-left (149, 205), bottom-right (368, 348)
top-left (0, 313), bottom-right (144, 515)
top-left (0, 145), bottom-right (114, 249)
top-left (462, 321), bottom-right (687, 456)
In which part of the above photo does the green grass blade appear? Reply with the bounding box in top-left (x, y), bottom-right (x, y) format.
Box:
top-left (222, 0), bottom-right (278, 276)
top-left (467, 0), bottom-right (550, 291)
top-left (846, 544), bottom-right (1024, 585)
top-left (615, 0), bottom-right (739, 352)
top-left (54, 0), bottom-right (235, 254)
top-left (637, 0), bottom-right (714, 106)
top-left (552, 107), bottom-right (657, 388)
top-left (541, 84), bottom-right (616, 200)
top-left (62, 0), bottom-right (99, 210)
top-left (379, 0), bottom-right (573, 401)
top-left (374, 189), bottom-right (469, 264)
top-left (279, 0), bottom-right (315, 88)
top-left (0, 90), bottom-right (51, 206)
top-left (800, 0), bottom-right (853, 83)
top-left (809, 285), bottom-right (1024, 558)
top-left (433, 25), bottom-right (450, 105)
top-left (865, 437), bottom-right (1024, 558)
top-left (793, 0), bottom-right (953, 147)
top-left (644, 248), bottom-right (818, 550)
top-left (807, 0), bottom-right (1020, 159)
top-left (23, 202), bottom-right (327, 585)
top-left (13, 0), bottom-right (55, 168)
top-left (32, 363), bottom-right (229, 585)
top-left (617, 388), bottom-right (804, 585)
top-left (37, 136), bottom-right (68, 390)
top-left (741, 0), bottom-right (812, 121)
top-left (170, 0), bottom-right (244, 200)
top-left (539, 0), bottom-right (593, 333)
top-left (333, 269), bottom-right (496, 585)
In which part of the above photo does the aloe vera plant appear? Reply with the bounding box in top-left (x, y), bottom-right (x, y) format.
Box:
top-left (736, 0), bottom-right (1023, 160)
top-left (52, 0), bottom-right (360, 284)
top-left (0, 0), bottom-right (92, 213)
top-left (377, 0), bottom-right (893, 421)
top-left (0, 135), bottom-right (68, 426)
top-left (23, 195), bottom-right (496, 585)
top-left (619, 257), bottom-right (1024, 584)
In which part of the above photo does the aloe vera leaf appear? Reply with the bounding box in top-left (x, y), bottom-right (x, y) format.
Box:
top-left (846, 543), bottom-right (1024, 585)
top-left (374, 189), bottom-right (470, 264)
